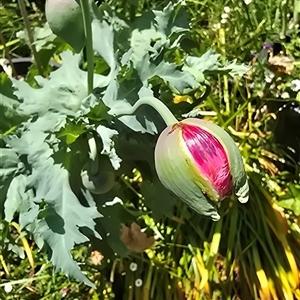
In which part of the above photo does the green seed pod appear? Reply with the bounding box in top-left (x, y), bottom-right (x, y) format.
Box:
top-left (45, 0), bottom-right (85, 53)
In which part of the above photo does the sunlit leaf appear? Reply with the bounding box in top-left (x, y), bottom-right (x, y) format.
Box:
top-left (57, 121), bottom-right (87, 144)
top-left (185, 49), bottom-right (250, 77)
top-left (278, 183), bottom-right (300, 216)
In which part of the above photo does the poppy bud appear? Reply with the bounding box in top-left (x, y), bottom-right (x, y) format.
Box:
top-left (45, 0), bottom-right (85, 53)
top-left (154, 118), bottom-right (249, 221)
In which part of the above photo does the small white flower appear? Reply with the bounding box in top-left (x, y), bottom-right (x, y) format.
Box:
top-left (244, 0), bottom-right (252, 4)
top-left (129, 262), bottom-right (138, 272)
top-left (4, 283), bottom-right (13, 293)
top-left (135, 279), bottom-right (143, 287)
top-left (212, 23), bottom-right (221, 30)
top-left (221, 18), bottom-right (227, 24)
top-left (264, 71), bottom-right (275, 83)
top-left (281, 92), bottom-right (290, 99)
top-left (221, 13), bottom-right (229, 19)
top-left (291, 79), bottom-right (300, 92)
top-left (224, 6), bottom-right (231, 13)
top-left (289, 23), bottom-right (298, 30)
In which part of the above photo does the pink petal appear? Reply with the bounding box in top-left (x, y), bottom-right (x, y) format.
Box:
top-left (180, 123), bottom-right (233, 198)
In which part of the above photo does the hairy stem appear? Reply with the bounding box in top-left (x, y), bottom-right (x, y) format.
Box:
top-left (112, 97), bottom-right (178, 126)
top-left (18, 0), bottom-right (43, 76)
top-left (79, 0), bottom-right (94, 94)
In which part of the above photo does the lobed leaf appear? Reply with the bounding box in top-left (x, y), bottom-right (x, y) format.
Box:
top-left (4, 115), bottom-right (102, 286)
top-left (185, 49), bottom-right (251, 77)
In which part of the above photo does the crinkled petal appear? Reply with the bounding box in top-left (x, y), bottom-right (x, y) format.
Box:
top-left (180, 123), bottom-right (232, 199)
top-left (181, 118), bottom-right (249, 203)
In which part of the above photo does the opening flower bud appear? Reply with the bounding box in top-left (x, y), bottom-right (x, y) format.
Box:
top-left (154, 118), bottom-right (249, 221)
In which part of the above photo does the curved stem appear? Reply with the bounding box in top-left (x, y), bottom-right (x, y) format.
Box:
top-left (88, 137), bottom-right (98, 175)
top-left (114, 96), bottom-right (178, 126)
top-left (80, 0), bottom-right (94, 94)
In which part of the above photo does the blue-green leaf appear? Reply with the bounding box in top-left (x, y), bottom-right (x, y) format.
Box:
top-left (185, 49), bottom-right (250, 77)
top-left (96, 125), bottom-right (121, 170)
top-left (5, 116), bottom-right (102, 286)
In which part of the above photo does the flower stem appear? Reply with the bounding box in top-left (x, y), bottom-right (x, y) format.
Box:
top-left (113, 97), bottom-right (178, 126)
top-left (18, 0), bottom-right (43, 76)
top-left (79, 0), bottom-right (94, 94)
top-left (280, 0), bottom-right (288, 39)
top-left (218, 27), bottom-right (230, 113)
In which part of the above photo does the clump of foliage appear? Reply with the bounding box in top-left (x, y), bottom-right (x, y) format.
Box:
top-left (0, 0), bottom-right (249, 287)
